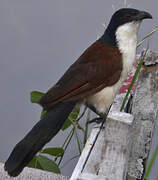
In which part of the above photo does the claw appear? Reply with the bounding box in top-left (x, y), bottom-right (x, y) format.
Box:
top-left (88, 117), bottom-right (104, 124)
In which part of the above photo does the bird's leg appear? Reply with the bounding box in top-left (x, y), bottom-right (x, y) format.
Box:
top-left (86, 103), bottom-right (106, 124)
top-left (88, 116), bottom-right (105, 124)
top-left (86, 103), bottom-right (101, 116)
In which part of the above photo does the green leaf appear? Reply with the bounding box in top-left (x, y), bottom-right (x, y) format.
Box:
top-left (40, 110), bottom-right (46, 119)
top-left (41, 147), bottom-right (64, 157)
top-left (30, 91), bottom-right (45, 104)
top-left (27, 156), bottom-right (42, 169)
top-left (75, 129), bottom-right (82, 155)
top-left (84, 110), bottom-right (90, 146)
top-left (62, 108), bottom-right (80, 131)
top-left (62, 118), bottom-right (72, 131)
top-left (37, 155), bottom-right (61, 174)
top-left (70, 108), bottom-right (80, 119)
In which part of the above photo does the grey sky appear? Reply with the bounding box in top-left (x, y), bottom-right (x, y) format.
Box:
top-left (0, 0), bottom-right (158, 178)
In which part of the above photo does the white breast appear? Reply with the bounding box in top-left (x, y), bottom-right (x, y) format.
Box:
top-left (86, 21), bottom-right (141, 114)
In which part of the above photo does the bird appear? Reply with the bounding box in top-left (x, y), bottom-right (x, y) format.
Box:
top-left (5, 8), bottom-right (152, 177)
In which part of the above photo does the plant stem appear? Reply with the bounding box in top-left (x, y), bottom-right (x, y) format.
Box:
top-left (77, 106), bottom-right (87, 122)
top-left (137, 26), bottom-right (158, 48)
top-left (144, 144), bottom-right (158, 179)
top-left (57, 106), bottom-right (87, 166)
top-left (75, 127), bottom-right (82, 155)
top-left (120, 48), bottom-right (148, 111)
top-left (62, 129), bottom-right (74, 149)
top-left (76, 121), bottom-right (85, 132)
top-left (60, 154), bottom-right (80, 169)
top-left (54, 128), bottom-right (74, 162)
top-left (84, 110), bottom-right (91, 146)
top-left (35, 156), bottom-right (38, 168)
top-left (58, 127), bottom-right (75, 166)
top-left (69, 117), bottom-right (85, 132)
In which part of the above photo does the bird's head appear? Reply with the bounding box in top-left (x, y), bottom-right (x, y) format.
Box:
top-left (103, 8), bottom-right (152, 46)
top-left (110, 8), bottom-right (152, 27)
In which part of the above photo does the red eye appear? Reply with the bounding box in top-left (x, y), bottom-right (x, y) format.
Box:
top-left (125, 13), bottom-right (131, 18)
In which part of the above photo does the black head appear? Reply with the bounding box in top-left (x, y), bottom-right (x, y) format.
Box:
top-left (100, 8), bottom-right (152, 46)
top-left (106, 8), bottom-right (152, 34)
top-left (109, 8), bottom-right (152, 28)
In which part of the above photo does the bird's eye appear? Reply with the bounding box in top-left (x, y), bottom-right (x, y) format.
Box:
top-left (125, 13), bottom-right (131, 18)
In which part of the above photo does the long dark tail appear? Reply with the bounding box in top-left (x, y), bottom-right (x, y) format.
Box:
top-left (4, 101), bottom-right (76, 177)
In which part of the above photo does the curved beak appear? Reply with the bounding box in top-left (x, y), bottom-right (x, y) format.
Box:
top-left (135, 11), bottom-right (152, 20)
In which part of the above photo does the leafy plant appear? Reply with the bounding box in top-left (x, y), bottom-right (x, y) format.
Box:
top-left (30, 91), bottom-right (45, 104)
top-left (28, 155), bottom-right (61, 174)
top-left (41, 147), bottom-right (64, 157)
top-left (28, 147), bottom-right (64, 174)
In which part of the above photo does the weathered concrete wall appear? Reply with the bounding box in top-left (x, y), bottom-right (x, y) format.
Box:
top-left (0, 162), bottom-right (69, 180)
top-left (127, 50), bottom-right (158, 179)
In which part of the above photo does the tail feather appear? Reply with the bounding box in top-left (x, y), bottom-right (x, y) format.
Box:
top-left (4, 101), bottom-right (76, 177)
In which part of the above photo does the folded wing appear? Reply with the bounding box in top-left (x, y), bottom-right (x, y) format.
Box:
top-left (40, 41), bottom-right (122, 109)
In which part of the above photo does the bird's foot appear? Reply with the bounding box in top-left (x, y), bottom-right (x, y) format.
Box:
top-left (88, 117), bottom-right (104, 124)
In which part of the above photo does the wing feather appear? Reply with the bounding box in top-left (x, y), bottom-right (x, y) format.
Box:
top-left (40, 41), bottom-right (122, 109)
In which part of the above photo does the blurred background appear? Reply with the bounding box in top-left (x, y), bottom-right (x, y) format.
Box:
top-left (0, 0), bottom-right (157, 179)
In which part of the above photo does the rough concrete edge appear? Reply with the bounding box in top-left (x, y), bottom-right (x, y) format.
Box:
top-left (0, 162), bottom-right (69, 180)
top-left (127, 50), bottom-right (158, 179)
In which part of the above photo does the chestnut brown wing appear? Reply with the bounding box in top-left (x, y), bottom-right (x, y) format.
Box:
top-left (40, 41), bottom-right (122, 109)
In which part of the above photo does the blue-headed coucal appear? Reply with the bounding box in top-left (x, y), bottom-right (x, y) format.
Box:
top-left (5, 8), bottom-right (152, 177)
